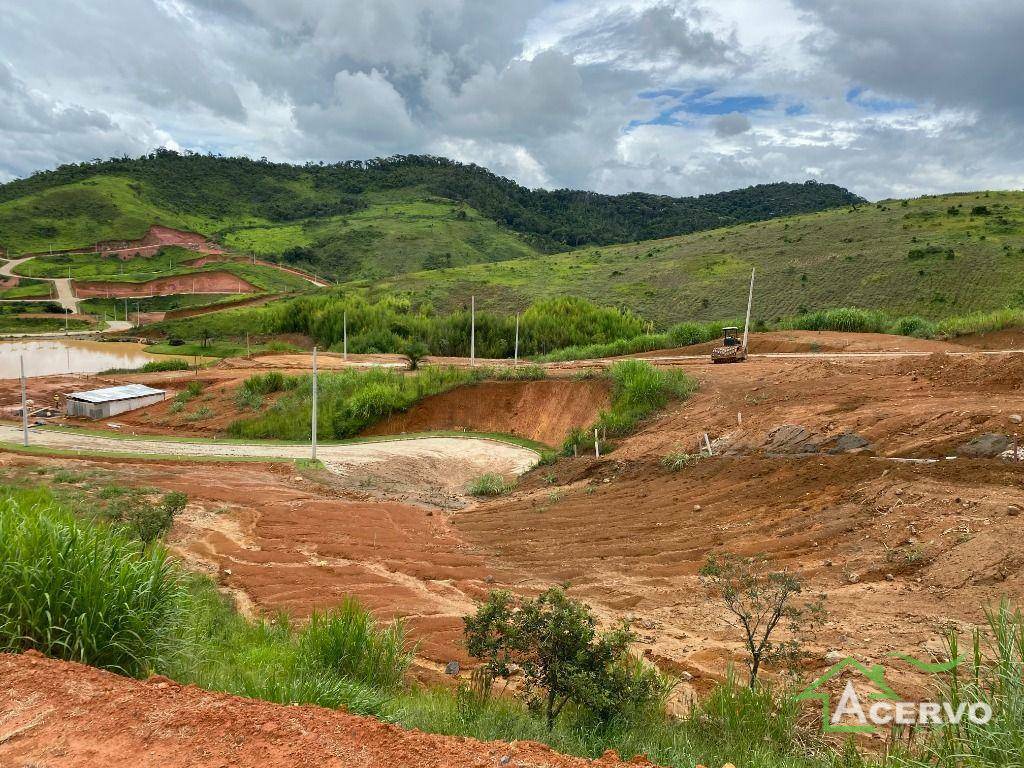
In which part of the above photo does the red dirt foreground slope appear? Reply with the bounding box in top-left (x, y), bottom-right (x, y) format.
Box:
top-left (0, 653), bottom-right (649, 768)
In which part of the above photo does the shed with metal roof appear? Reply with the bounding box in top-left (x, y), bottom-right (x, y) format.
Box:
top-left (65, 384), bottom-right (167, 419)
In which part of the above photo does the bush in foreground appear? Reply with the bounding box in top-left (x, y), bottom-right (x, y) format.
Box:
top-left (0, 489), bottom-right (182, 675)
top-left (464, 587), bottom-right (669, 729)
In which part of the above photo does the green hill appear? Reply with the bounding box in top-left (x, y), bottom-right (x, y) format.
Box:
top-left (361, 190), bottom-right (1024, 325)
top-left (0, 151), bottom-right (861, 281)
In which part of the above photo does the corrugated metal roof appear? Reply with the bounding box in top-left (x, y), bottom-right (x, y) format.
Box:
top-left (66, 384), bottom-right (166, 404)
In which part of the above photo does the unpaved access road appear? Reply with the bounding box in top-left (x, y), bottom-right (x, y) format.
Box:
top-left (0, 425), bottom-right (538, 486)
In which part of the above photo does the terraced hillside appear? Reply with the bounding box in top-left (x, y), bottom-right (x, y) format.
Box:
top-left (0, 151), bottom-right (861, 282)
top-left (366, 190), bottom-right (1024, 325)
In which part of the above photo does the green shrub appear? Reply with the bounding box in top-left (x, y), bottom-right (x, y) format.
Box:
top-left (467, 473), bottom-right (515, 496)
top-left (464, 587), bottom-right (669, 729)
top-left (780, 307), bottom-right (891, 334)
top-left (99, 358), bottom-right (190, 375)
top-left (892, 315), bottom-right (937, 338)
top-left (0, 490), bottom-right (183, 675)
top-left (667, 321), bottom-right (721, 347)
top-left (661, 451), bottom-right (701, 471)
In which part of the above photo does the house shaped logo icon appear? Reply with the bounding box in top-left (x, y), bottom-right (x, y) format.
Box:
top-left (795, 657), bottom-right (900, 733)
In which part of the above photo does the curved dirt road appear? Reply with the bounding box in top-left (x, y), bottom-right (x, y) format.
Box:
top-left (0, 425), bottom-right (538, 485)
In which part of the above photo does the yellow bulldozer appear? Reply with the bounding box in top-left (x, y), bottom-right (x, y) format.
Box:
top-left (711, 267), bottom-right (755, 364)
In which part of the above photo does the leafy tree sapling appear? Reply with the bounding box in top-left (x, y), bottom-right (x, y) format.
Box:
top-left (699, 553), bottom-right (825, 688)
top-left (463, 587), bottom-right (667, 729)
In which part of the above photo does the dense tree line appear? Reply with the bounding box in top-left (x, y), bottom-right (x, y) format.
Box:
top-left (0, 150), bottom-right (864, 251)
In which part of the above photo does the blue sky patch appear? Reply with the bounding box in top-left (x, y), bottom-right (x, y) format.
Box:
top-left (846, 86), bottom-right (915, 112)
top-left (630, 87), bottom-right (775, 130)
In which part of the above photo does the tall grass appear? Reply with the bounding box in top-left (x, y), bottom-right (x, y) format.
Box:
top-left (597, 360), bottom-right (697, 437)
top-left (906, 601), bottom-right (1024, 767)
top-left (167, 581), bottom-right (411, 716)
top-left (935, 308), bottom-right (1024, 338)
top-left (0, 489), bottom-right (182, 676)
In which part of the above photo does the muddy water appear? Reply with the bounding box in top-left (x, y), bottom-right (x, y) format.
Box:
top-left (0, 339), bottom-right (203, 378)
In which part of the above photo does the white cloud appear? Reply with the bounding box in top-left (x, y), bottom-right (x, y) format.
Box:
top-left (0, 0), bottom-right (1022, 200)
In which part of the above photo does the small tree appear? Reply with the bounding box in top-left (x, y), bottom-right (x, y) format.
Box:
top-left (699, 553), bottom-right (824, 688)
top-left (403, 339), bottom-right (429, 371)
top-left (127, 491), bottom-right (188, 544)
top-left (464, 587), bottom-right (665, 729)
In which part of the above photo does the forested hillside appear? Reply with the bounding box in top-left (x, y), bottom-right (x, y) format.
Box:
top-left (0, 151), bottom-right (862, 280)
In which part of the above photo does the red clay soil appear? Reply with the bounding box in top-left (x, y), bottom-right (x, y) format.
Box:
top-left (0, 652), bottom-right (641, 768)
top-left (95, 225), bottom-right (225, 258)
top-left (951, 327), bottom-right (1024, 350)
top-left (74, 270), bottom-right (257, 298)
top-left (637, 330), bottom-right (972, 357)
top-left (363, 379), bottom-right (611, 446)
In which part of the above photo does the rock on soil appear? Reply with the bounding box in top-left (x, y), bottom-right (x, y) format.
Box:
top-left (824, 432), bottom-right (871, 454)
top-left (0, 652), bottom-right (646, 768)
top-left (957, 432), bottom-right (1012, 458)
top-left (761, 424), bottom-right (818, 454)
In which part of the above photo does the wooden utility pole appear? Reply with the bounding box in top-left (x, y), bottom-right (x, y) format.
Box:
top-left (20, 356), bottom-right (29, 447)
top-left (514, 313), bottom-right (520, 365)
top-left (311, 346), bottom-right (318, 461)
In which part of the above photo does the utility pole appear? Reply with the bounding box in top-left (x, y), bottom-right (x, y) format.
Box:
top-left (20, 356), bottom-right (29, 447)
top-left (470, 295), bottom-right (476, 366)
top-left (343, 311), bottom-right (348, 361)
top-left (124, 298), bottom-right (129, 324)
top-left (514, 313), bottom-right (520, 365)
top-left (311, 346), bottom-right (318, 461)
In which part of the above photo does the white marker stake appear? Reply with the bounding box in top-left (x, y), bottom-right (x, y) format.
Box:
top-left (594, 428), bottom-right (600, 458)
top-left (514, 313), bottom-right (520, 365)
top-left (470, 295), bottom-right (476, 366)
top-left (20, 356), bottom-right (29, 446)
top-left (704, 432), bottom-right (713, 457)
top-left (343, 311), bottom-right (348, 361)
top-left (311, 346), bottom-right (318, 461)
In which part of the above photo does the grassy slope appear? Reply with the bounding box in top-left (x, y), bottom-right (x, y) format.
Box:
top-left (366, 190), bottom-right (1024, 325)
top-left (0, 175), bottom-right (540, 282)
top-left (0, 278), bottom-right (53, 299)
top-left (223, 190), bottom-right (539, 281)
top-left (0, 176), bottom-right (254, 254)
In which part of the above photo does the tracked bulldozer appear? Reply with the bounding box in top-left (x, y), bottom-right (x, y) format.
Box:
top-left (711, 267), bottom-right (755, 364)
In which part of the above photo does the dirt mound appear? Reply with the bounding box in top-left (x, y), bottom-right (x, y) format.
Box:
top-left (0, 652), bottom-right (638, 768)
top-left (95, 225), bottom-right (224, 258)
top-left (952, 327), bottom-right (1024, 350)
top-left (892, 352), bottom-right (1024, 392)
top-left (637, 330), bottom-right (969, 357)
top-left (363, 379), bottom-right (611, 446)
top-left (74, 271), bottom-right (257, 298)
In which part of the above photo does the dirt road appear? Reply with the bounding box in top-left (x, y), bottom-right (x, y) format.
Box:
top-left (0, 425), bottom-right (538, 485)
top-left (0, 256), bottom-right (79, 313)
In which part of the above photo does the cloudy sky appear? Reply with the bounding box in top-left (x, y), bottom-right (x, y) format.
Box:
top-left (0, 0), bottom-right (1021, 200)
